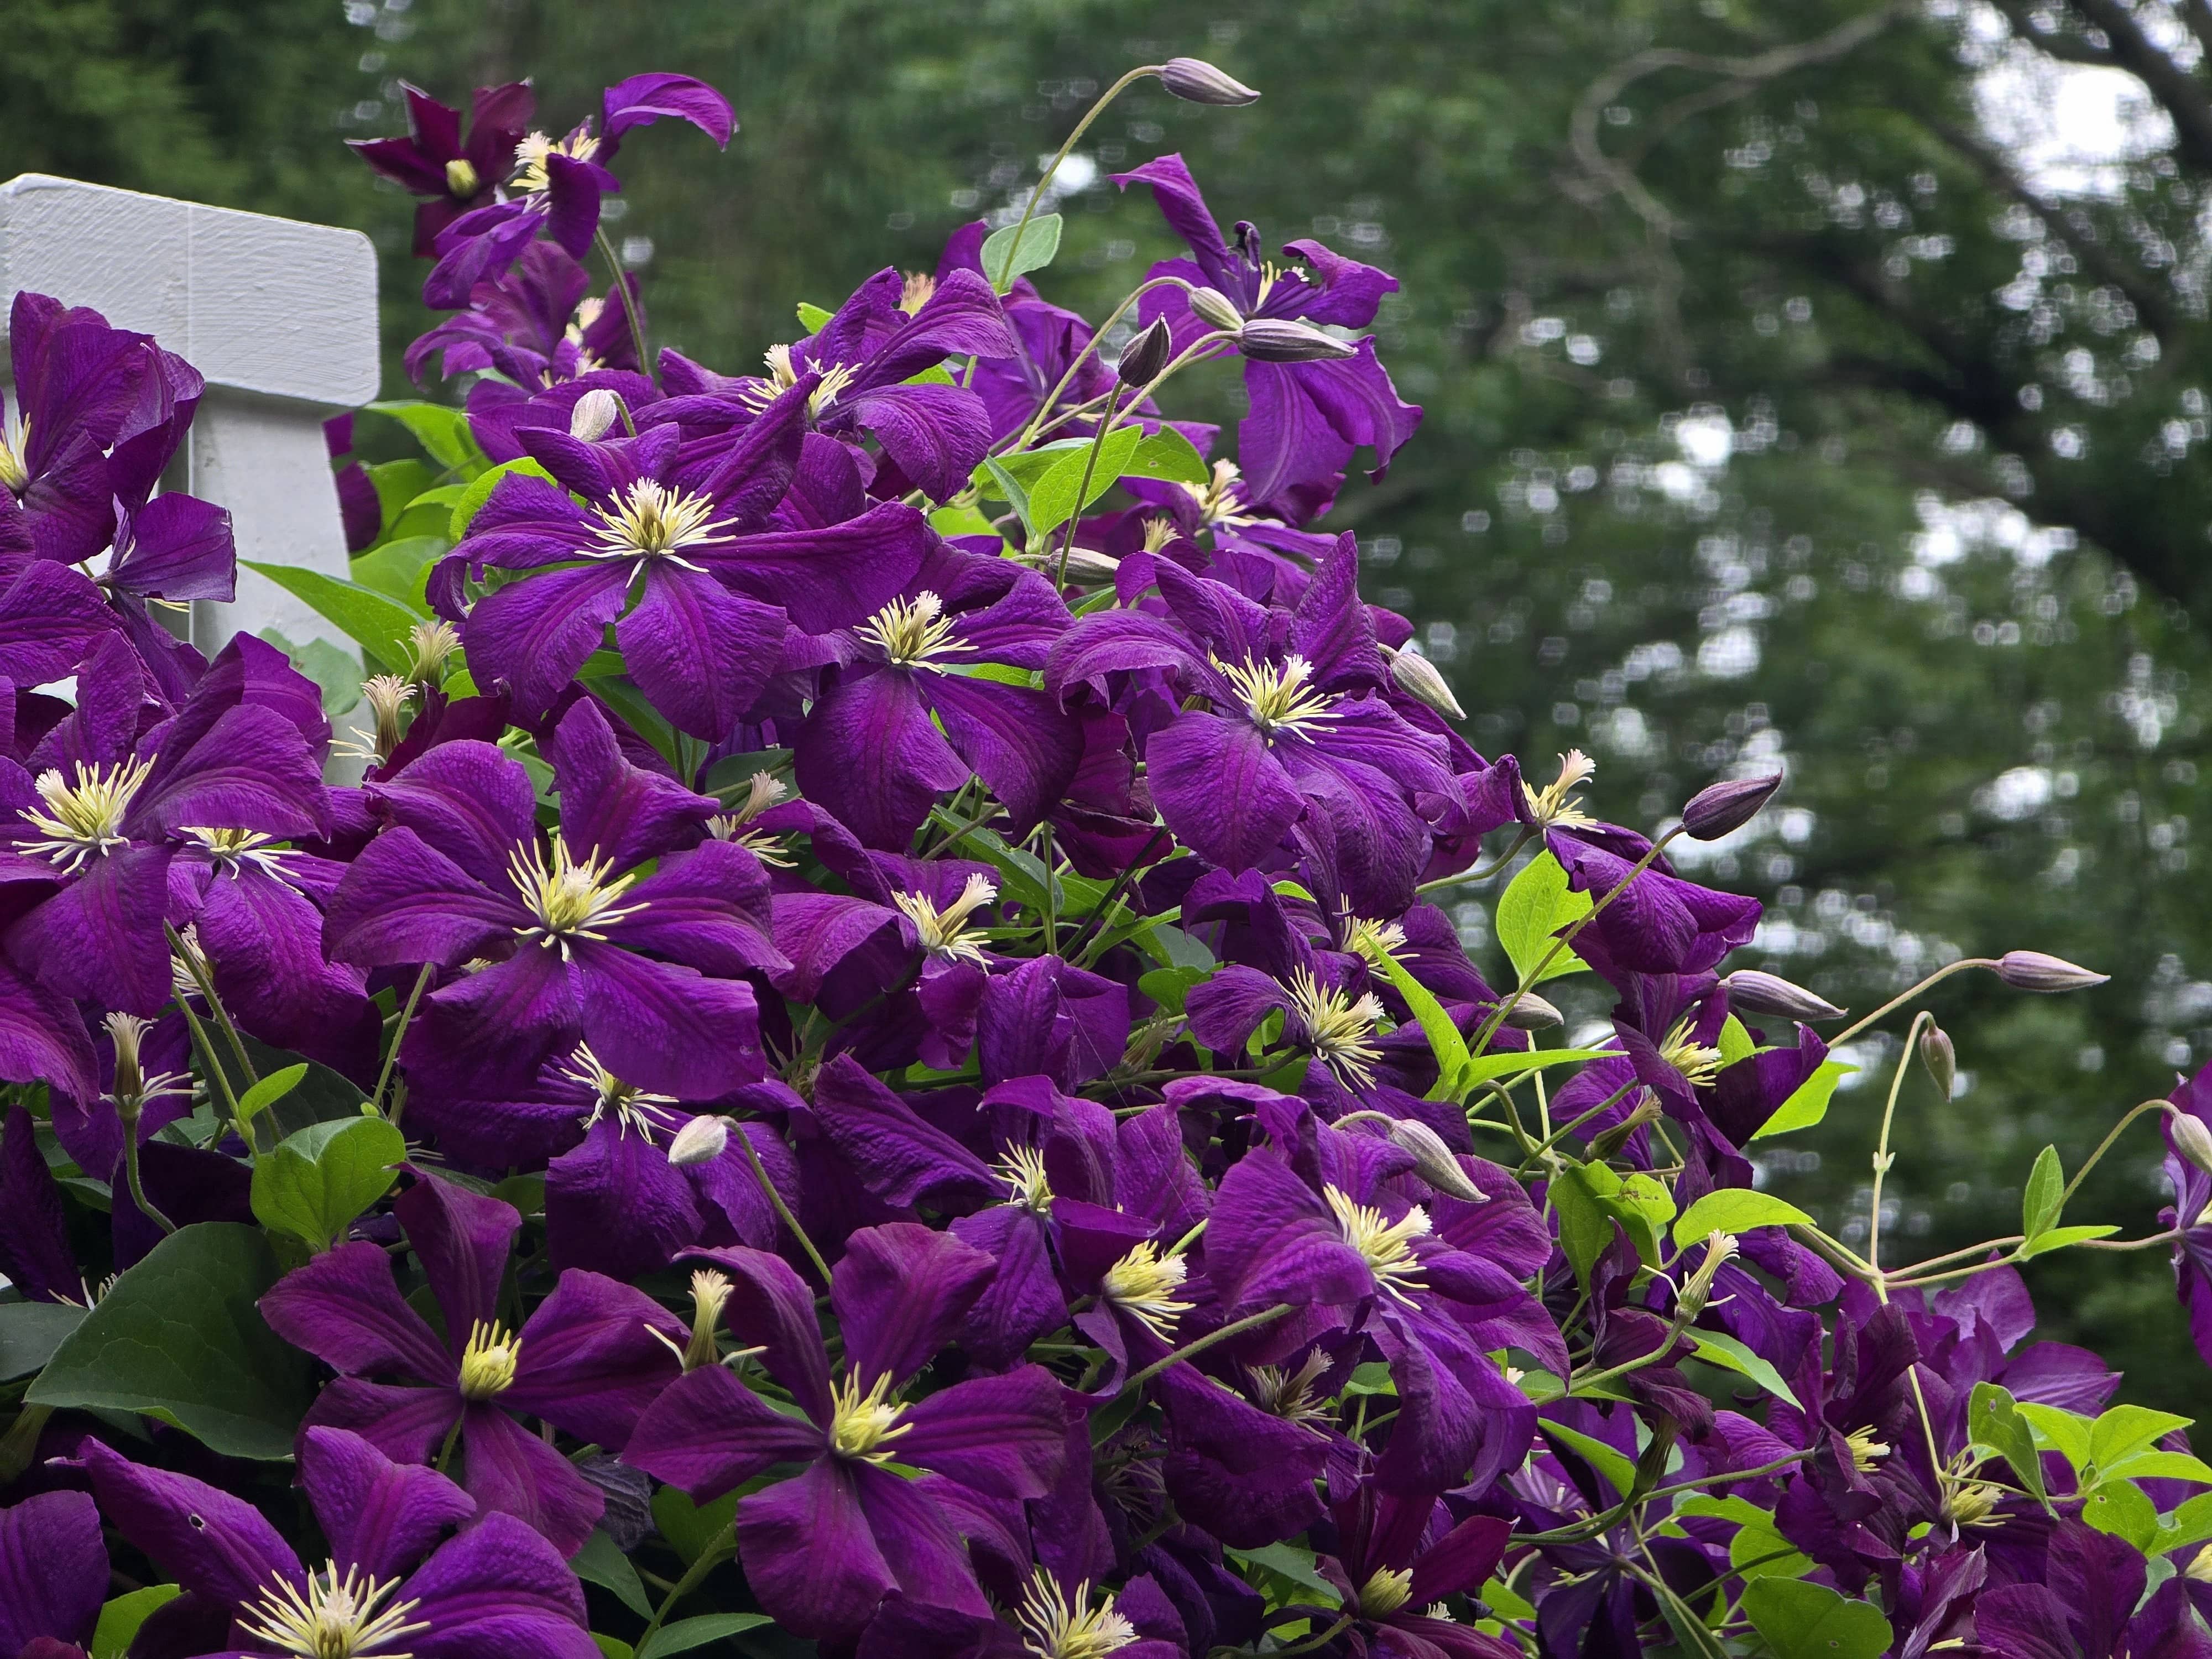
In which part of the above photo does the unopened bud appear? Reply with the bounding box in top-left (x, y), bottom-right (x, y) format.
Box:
top-left (1015, 544), bottom-right (1121, 585)
top-left (1386, 645), bottom-right (1465, 721)
top-left (1385, 1117), bottom-right (1488, 1203)
top-left (1187, 286), bottom-right (1245, 333)
top-left (1157, 57), bottom-right (1262, 106)
top-left (1722, 970), bottom-right (1845, 1024)
top-left (1995, 950), bottom-right (2109, 994)
top-left (1237, 319), bottom-right (1358, 363)
top-left (1920, 1025), bottom-right (1957, 1099)
top-left (1680, 773), bottom-right (1782, 841)
top-left (444, 157), bottom-right (480, 199)
top-left (2188, 1546), bottom-right (2212, 1584)
top-left (2171, 1110), bottom-right (2212, 1180)
top-left (570, 387), bottom-right (623, 442)
top-left (1498, 991), bottom-right (1564, 1031)
top-left (667, 1115), bottom-right (729, 1167)
top-left (1118, 316), bottom-right (1173, 388)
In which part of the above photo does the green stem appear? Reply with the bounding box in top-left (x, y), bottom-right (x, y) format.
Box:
top-left (374, 962), bottom-right (436, 1115)
top-left (595, 226), bottom-right (651, 380)
top-left (120, 1123), bottom-right (175, 1233)
top-left (1001, 275), bottom-right (1189, 454)
top-left (1867, 1010), bottom-right (1932, 1275)
top-left (1119, 1302), bottom-right (1292, 1395)
top-left (1264, 1614), bottom-right (1356, 1657)
top-left (165, 922), bottom-right (257, 1088)
top-left (174, 994), bottom-right (244, 1139)
top-left (1829, 957), bottom-right (1996, 1046)
top-left (997, 66), bottom-right (1160, 291)
top-left (1068, 829), bottom-right (1171, 963)
top-left (1416, 826), bottom-right (1535, 894)
top-left (1053, 385), bottom-right (1124, 586)
top-left (2058, 1098), bottom-right (2176, 1213)
top-left (738, 1118), bottom-right (831, 1286)
top-left (638, 1525), bottom-right (737, 1644)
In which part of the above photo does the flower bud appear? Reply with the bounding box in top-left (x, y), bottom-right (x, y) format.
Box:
top-left (570, 387), bottom-right (623, 442)
top-left (2171, 1110), bottom-right (2212, 1180)
top-left (1118, 316), bottom-right (1173, 388)
top-left (1995, 950), bottom-right (2109, 994)
top-left (1920, 1024), bottom-right (1957, 1099)
top-left (1386, 645), bottom-right (1465, 721)
top-left (667, 1115), bottom-right (730, 1167)
top-left (1237, 319), bottom-right (1359, 363)
top-left (1385, 1117), bottom-right (1489, 1203)
top-left (1721, 970), bottom-right (1845, 1024)
top-left (1498, 991), bottom-right (1564, 1031)
top-left (1186, 286), bottom-right (1245, 333)
top-left (1680, 773), bottom-right (1782, 841)
top-left (1157, 57), bottom-right (1262, 106)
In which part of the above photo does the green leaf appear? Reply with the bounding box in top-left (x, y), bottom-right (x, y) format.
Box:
top-left (1671, 1190), bottom-right (1815, 1246)
top-left (1455, 1045), bottom-right (1618, 1095)
top-left (1126, 427), bottom-right (1212, 484)
top-left (2023, 1144), bottom-right (2065, 1239)
top-left (1138, 966), bottom-right (1207, 1015)
top-left (1495, 853), bottom-right (1593, 985)
top-left (249, 1116), bottom-right (406, 1252)
top-left (2107, 1449), bottom-right (2212, 1484)
top-left (928, 501), bottom-right (999, 539)
top-left (1550, 1163), bottom-right (1618, 1289)
top-left (593, 1637), bottom-right (633, 1659)
top-left (1540, 1420), bottom-right (1639, 1498)
top-left (1146, 922), bottom-right (1214, 971)
top-left (981, 212), bottom-right (1063, 290)
top-left (366, 459), bottom-right (437, 534)
top-left (451, 456), bottom-right (557, 541)
top-left (1753, 1058), bottom-right (1857, 1140)
top-left (1481, 1575), bottom-right (1537, 1620)
top-left (572, 1529), bottom-right (653, 1619)
top-left (1741, 1578), bottom-right (1892, 1659)
top-left (1676, 1498), bottom-right (1811, 1582)
top-left (257, 631), bottom-right (362, 718)
top-left (2017, 1401), bottom-right (2094, 1472)
top-left (0, 1300), bottom-right (86, 1380)
top-left (2090, 1405), bottom-right (2194, 1473)
top-left (2081, 1479), bottom-right (2162, 1550)
top-left (651, 1484), bottom-right (738, 1566)
top-left (1969, 1382), bottom-right (2049, 1504)
top-left (1366, 948), bottom-right (1468, 1099)
top-left (796, 301), bottom-right (834, 332)
top-left (28, 1223), bottom-right (312, 1459)
top-left (1689, 1329), bottom-right (1801, 1407)
top-left (233, 1062), bottom-right (309, 1132)
top-left (243, 562), bottom-right (425, 668)
top-left (2156, 1491), bottom-right (2212, 1553)
top-left (980, 456), bottom-right (1036, 536)
top-left (351, 535), bottom-right (449, 609)
top-left (2016, 1223), bottom-right (2120, 1259)
top-left (1649, 1579), bottom-right (1730, 1659)
top-left (92, 1585), bottom-right (184, 1659)
top-left (1027, 426), bottom-right (1145, 537)
top-left (1227, 1540), bottom-right (1339, 1603)
top-left (1716, 1014), bottom-right (1759, 1067)
top-left (365, 400), bottom-right (484, 472)
top-left (636, 1615), bottom-right (772, 1659)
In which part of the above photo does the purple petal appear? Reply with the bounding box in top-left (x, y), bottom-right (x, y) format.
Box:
top-left (300, 1426), bottom-right (475, 1580)
top-left (505, 1267), bottom-right (685, 1449)
top-left (831, 1222), bottom-right (998, 1390)
top-left (397, 1176), bottom-right (521, 1360)
top-left (0, 563), bottom-right (117, 687)
top-left (80, 1438), bottom-right (303, 1609)
top-left (617, 565), bottom-right (785, 740)
top-left (623, 1361), bottom-right (827, 1498)
top-left (460, 1401), bottom-right (604, 1557)
top-left (705, 502), bottom-right (931, 634)
top-left (6, 842), bottom-right (175, 1015)
top-left (0, 1490), bottom-right (106, 1653)
top-left (545, 1120), bottom-right (705, 1282)
top-left (570, 942), bottom-right (764, 1098)
top-left (195, 864), bottom-right (379, 1077)
top-left (811, 1054), bottom-right (999, 1212)
top-left (0, 957), bottom-right (97, 1105)
top-left (849, 1462), bottom-right (990, 1622)
top-left (734, 1460), bottom-right (895, 1642)
top-left (108, 492), bottom-right (236, 602)
top-left (795, 666), bottom-right (971, 849)
top-left (0, 1105), bottom-right (80, 1303)
top-left (926, 673), bottom-right (1081, 839)
top-left (462, 561), bottom-right (632, 721)
top-left (322, 827), bottom-right (519, 970)
top-left (402, 946), bottom-right (580, 1094)
top-left (602, 838), bottom-right (786, 977)
top-left (602, 72), bottom-right (735, 146)
top-left (367, 739), bottom-right (540, 889)
top-left (896, 1366), bottom-right (1071, 1498)
top-left (541, 697), bottom-right (716, 869)
top-left (260, 1239), bottom-right (459, 1384)
top-left (402, 1511), bottom-right (598, 1659)
top-left (1145, 711), bottom-right (1303, 873)
top-left (682, 1244), bottom-right (834, 1421)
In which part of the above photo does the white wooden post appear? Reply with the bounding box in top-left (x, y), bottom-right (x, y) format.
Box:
top-left (0, 173), bottom-right (379, 664)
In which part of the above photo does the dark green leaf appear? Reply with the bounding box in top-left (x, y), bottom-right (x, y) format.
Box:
top-left (637, 1616), bottom-right (772, 1659)
top-left (651, 1484), bottom-right (738, 1566)
top-left (257, 631), bottom-right (362, 718)
top-left (243, 562), bottom-right (425, 668)
top-left (572, 1528), bottom-right (653, 1619)
top-left (28, 1223), bottom-right (312, 1460)
top-left (0, 1300), bottom-right (86, 1380)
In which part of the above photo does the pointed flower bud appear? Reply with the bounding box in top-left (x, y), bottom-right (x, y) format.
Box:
top-left (1995, 950), bottom-right (2109, 993)
top-left (1921, 1024), bottom-right (1957, 1099)
top-left (1721, 970), bottom-right (1845, 1024)
top-left (1681, 773), bottom-right (1782, 840)
top-left (1187, 286), bottom-right (1245, 333)
top-left (1237, 319), bottom-right (1359, 362)
top-left (1157, 58), bottom-right (1261, 106)
top-left (1118, 316), bottom-right (1173, 388)
top-left (2171, 1110), bottom-right (2212, 1180)
top-left (570, 387), bottom-right (624, 441)
top-left (1385, 1117), bottom-right (1489, 1203)
top-left (667, 1115), bottom-right (729, 1167)
top-left (1499, 990), bottom-right (1564, 1031)
top-left (1386, 645), bottom-right (1465, 721)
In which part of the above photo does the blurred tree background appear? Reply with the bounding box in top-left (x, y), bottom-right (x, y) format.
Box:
top-left (12, 0), bottom-right (2212, 1411)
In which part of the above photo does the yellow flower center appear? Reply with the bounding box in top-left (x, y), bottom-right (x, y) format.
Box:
top-left (1099, 1241), bottom-right (1193, 1340)
top-left (180, 826), bottom-right (294, 880)
top-left (1845, 1424), bottom-right (1890, 1474)
top-left (241, 1561), bottom-right (426, 1659)
top-left (1522, 749), bottom-right (1597, 830)
top-left (586, 479), bottom-right (730, 566)
top-left (444, 156), bottom-right (480, 199)
top-left (1214, 654), bottom-right (1337, 739)
top-left (707, 771), bottom-right (795, 867)
top-left (892, 873), bottom-right (998, 964)
top-left (1250, 1349), bottom-right (1334, 1427)
top-left (511, 128), bottom-right (602, 194)
top-left (0, 415), bottom-right (28, 495)
top-left (1343, 917), bottom-right (1408, 968)
top-left (1178, 458), bottom-right (1256, 530)
top-left (758, 344), bottom-right (858, 415)
top-left (858, 591), bottom-right (971, 670)
top-left (1358, 1566), bottom-right (1414, 1620)
top-left (509, 840), bottom-right (646, 954)
top-left (1658, 1017), bottom-right (1726, 1090)
top-left (646, 1269), bottom-right (736, 1373)
top-left (456, 1319), bottom-right (521, 1400)
top-left (828, 1371), bottom-right (912, 1462)
top-left (557, 1044), bottom-right (676, 1138)
top-left (999, 1144), bottom-right (1055, 1213)
top-left (899, 272), bottom-right (937, 315)
top-left (1016, 1570), bottom-right (1139, 1658)
top-left (20, 757), bottom-right (154, 872)
top-left (1324, 1184), bottom-right (1432, 1304)
top-left (1287, 968), bottom-right (1386, 1087)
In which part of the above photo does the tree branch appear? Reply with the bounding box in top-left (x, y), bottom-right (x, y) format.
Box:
top-left (2052, 0), bottom-right (2212, 174)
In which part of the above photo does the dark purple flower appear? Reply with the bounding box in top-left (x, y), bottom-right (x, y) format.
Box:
top-left (1318, 1487), bottom-right (1515, 1658)
top-left (411, 243), bottom-right (641, 392)
top-left (260, 1175), bottom-right (685, 1556)
top-left (0, 1489), bottom-right (106, 1659)
top-left (1113, 154), bottom-right (1421, 507)
top-left (624, 1226), bottom-right (1071, 1643)
top-left (0, 293), bottom-right (158, 566)
top-left (352, 81), bottom-right (538, 256)
top-left (81, 1425), bottom-right (598, 1659)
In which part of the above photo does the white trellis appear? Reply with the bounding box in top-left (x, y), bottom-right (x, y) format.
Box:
top-left (0, 173), bottom-right (379, 664)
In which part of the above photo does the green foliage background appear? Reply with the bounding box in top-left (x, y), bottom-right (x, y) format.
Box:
top-left (13, 0), bottom-right (2212, 1411)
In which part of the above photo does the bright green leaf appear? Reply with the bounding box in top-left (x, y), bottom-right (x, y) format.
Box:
top-left (1455, 1045), bottom-right (1619, 1095)
top-left (636, 1615), bottom-right (772, 1659)
top-left (234, 1062), bottom-right (309, 1131)
top-left (981, 212), bottom-right (1062, 290)
top-left (592, 1637), bottom-right (633, 1659)
top-left (28, 1223), bottom-right (312, 1459)
top-left (1551, 1163), bottom-right (1619, 1288)
top-left (572, 1529), bottom-right (654, 1619)
top-left (1716, 1014), bottom-right (1758, 1067)
top-left (93, 1585), bottom-right (184, 1659)
top-left (364, 400), bottom-right (483, 472)
top-left (1227, 1540), bottom-right (1339, 1602)
top-left (2023, 1144), bottom-right (2065, 1239)
top-left (1365, 948), bottom-right (1468, 1098)
top-left (1691, 1329), bottom-right (1802, 1407)
top-left (1138, 966), bottom-right (1207, 1015)
top-left (2017, 1401), bottom-right (2095, 1472)
top-left (450, 456), bottom-right (557, 542)
top-left (796, 301), bottom-right (833, 332)
top-left (1126, 426), bottom-right (1212, 484)
top-left (1753, 1058), bottom-right (1857, 1140)
top-left (1672, 1190), bottom-right (1815, 1246)
top-left (2081, 1479), bottom-right (2162, 1550)
top-left (1495, 853), bottom-right (1593, 985)
top-left (249, 1117), bottom-right (405, 1252)
top-left (243, 562), bottom-right (425, 669)
top-left (366, 459), bottom-right (436, 534)
top-left (1741, 1578), bottom-right (1892, 1659)
top-left (1540, 1420), bottom-right (1639, 1499)
top-left (651, 1484), bottom-right (738, 1566)
top-left (1027, 425), bottom-right (1144, 536)
top-left (2090, 1405), bottom-right (2194, 1472)
top-left (1970, 1382), bottom-right (2049, 1505)
top-left (2017, 1223), bottom-right (2119, 1259)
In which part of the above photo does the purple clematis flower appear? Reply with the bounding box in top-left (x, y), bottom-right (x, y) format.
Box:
top-left (411, 242), bottom-right (641, 393)
top-left (324, 700), bottom-right (780, 1098)
top-left (624, 1225), bottom-right (1072, 1643)
top-left (448, 379), bottom-right (929, 739)
top-left (1317, 1488), bottom-right (1515, 1659)
top-left (0, 1489), bottom-right (107, 1659)
top-left (259, 1174), bottom-right (685, 1557)
top-left (351, 80), bottom-right (538, 257)
top-left (795, 542), bottom-right (1079, 848)
top-left (1113, 154), bottom-right (1421, 508)
top-left (0, 293), bottom-right (161, 566)
top-left (2164, 1059), bottom-right (2212, 1365)
top-left (81, 1425), bottom-right (598, 1659)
